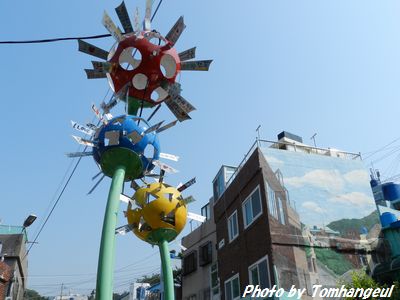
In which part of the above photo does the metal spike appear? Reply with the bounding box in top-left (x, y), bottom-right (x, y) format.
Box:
top-left (71, 135), bottom-right (96, 147)
top-left (87, 174), bottom-right (106, 195)
top-left (182, 196), bottom-right (196, 205)
top-left (134, 7), bottom-right (141, 33)
top-left (92, 171), bottom-right (103, 181)
top-left (143, 0), bottom-right (152, 31)
top-left (166, 16), bottom-right (186, 45)
top-left (178, 177), bottom-right (196, 192)
top-left (78, 40), bottom-right (109, 60)
top-left (143, 121), bottom-right (164, 134)
top-left (164, 99), bottom-right (191, 122)
top-left (159, 170), bottom-right (165, 183)
top-left (91, 61), bottom-right (112, 73)
top-left (65, 151), bottom-right (93, 158)
top-left (102, 11), bottom-right (123, 42)
top-left (85, 69), bottom-right (107, 79)
top-left (156, 120), bottom-right (178, 133)
top-left (115, 1), bottom-right (133, 33)
top-left (160, 153), bottom-right (179, 162)
top-left (152, 160), bottom-right (178, 174)
top-left (181, 60), bottom-right (213, 71)
top-left (147, 104), bottom-right (162, 122)
top-left (178, 47), bottom-right (196, 61)
top-left (168, 94), bottom-right (196, 114)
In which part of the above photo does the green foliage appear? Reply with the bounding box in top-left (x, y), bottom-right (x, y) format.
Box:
top-left (137, 272), bottom-right (161, 285)
top-left (343, 271), bottom-right (400, 300)
top-left (23, 289), bottom-right (48, 300)
top-left (327, 211), bottom-right (379, 235)
top-left (314, 248), bottom-right (353, 275)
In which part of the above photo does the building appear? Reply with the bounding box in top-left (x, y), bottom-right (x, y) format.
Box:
top-left (182, 131), bottom-right (380, 300)
top-left (181, 197), bottom-right (218, 300)
top-left (0, 225), bottom-right (28, 300)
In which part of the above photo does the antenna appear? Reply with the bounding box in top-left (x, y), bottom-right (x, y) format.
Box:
top-left (310, 133), bottom-right (317, 148)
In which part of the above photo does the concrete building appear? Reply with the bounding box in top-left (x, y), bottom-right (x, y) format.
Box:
top-left (181, 197), bottom-right (218, 300)
top-left (182, 131), bottom-right (379, 300)
top-left (0, 225), bottom-right (28, 300)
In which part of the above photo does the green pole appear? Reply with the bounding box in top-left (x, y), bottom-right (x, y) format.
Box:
top-left (159, 239), bottom-right (175, 300)
top-left (96, 166), bottom-right (126, 300)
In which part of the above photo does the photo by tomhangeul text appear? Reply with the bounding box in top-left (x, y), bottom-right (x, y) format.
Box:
top-left (242, 284), bottom-right (395, 299)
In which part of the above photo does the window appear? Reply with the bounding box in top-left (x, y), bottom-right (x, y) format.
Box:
top-left (227, 211), bottom-right (238, 242)
top-left (224, 274), bottom-right (240, 300)
top-left (201, 203), bottom-right (211, 220)
top-left (183, 251), bottom-right (197, 275)
top-left (199, 241), bottom-right (213, 266)
top-left (277, 196), bottom-right (285, 225)
top-left (248, 256), bottom-right (271, 289)
top-left (210, 262), bottom-right (219, 295)
top-left (242, 186), bottom-right (262, 228)
top-left (265, 181), bottom-right (278, 219)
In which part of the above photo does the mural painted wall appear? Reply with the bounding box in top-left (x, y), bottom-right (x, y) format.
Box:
top-left (260, 147), bottom-right (383, 297)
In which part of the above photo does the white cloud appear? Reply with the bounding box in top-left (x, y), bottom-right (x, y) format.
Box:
top-left (302, 201), bottom-right (326, 213)
top-left (343, 169), bottom-right (370, 186)
top-left (329, 192), bottom-right (374, 207)
top-left (264, 155), bottom-right (284, 166)
top-left (285, 169), bottom-right (345, 192)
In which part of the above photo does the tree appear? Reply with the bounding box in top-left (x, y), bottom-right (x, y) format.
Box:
top-left (23, 289), bottom-right (48, 300)
top-left (343, 271), bottom-right (399, 300)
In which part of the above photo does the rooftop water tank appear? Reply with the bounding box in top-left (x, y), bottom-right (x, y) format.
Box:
top-left (382, 182), bottom-right (400, 201)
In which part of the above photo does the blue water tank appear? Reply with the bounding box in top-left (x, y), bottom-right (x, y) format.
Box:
top-left (382, 182), bottom-right (400, 201)
top-left (381, 212), bottom-right (397, 227)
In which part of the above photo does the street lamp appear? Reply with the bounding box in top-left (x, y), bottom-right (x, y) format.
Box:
top-left (23, 214), bottom-right (37, 228)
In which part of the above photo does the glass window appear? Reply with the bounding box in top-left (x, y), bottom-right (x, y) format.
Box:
top-left (265, 181), bottom-right (278, 219)
top-left (248, 256), bottom-right (271, 289)
top-left (199, 241), bottom-right (212, 266)
top-left (183, 251), bottom-right (197, 275)
top-left (225, 274), bottom-right (240, 300)
top-left (228, 211), bottom-right (238, 242)
top-left (242, 186), bottom-right (262, 228)
top-left (201, 203), bottom-right (211, 220)
top-left (277, 196), bottom-right (285, 225)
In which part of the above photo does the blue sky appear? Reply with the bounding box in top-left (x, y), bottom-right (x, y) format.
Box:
top-left (1, 0), bottom-right (400, 296)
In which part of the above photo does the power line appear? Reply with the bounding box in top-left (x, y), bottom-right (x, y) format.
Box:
top-left (0, 0), bottom-right (163, 45)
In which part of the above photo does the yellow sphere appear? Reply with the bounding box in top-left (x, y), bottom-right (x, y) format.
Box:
top-left (126, 182), bottom-right (188, 244)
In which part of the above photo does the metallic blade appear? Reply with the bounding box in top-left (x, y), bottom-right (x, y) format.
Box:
top-left (182, 196), bottom-right (196, 205)
top-left (178, 47), bottom-right (196, 61)
top-left (102, 11), bottom-right (123, 42)
top-left (134, 7), bottom-right (140, 33)
top-left (169, 94), bottom-right (196, 114)
top-left (91, 104), bottom-right (103, 121)
top-left (85, 69), bottom-right (107, 79)
top-left (143, 0), bottom-right (152, 31)
top-left (91, 61), bottom-right (112, 73)
top-left (166, 16), bottom-right (186, 45)
top-left (101, 97), bottom-right (118, 114)
top-left (65, 151), bottom-right (93, 158)
top-left (181, 60), bottom-right (213, 71)
top-left (160, 152), bottom-right (179, 162)
top-left (71, 135), bottom-right (96, 147)
top-left (78, 40), bottom-right (109, 60)
top-left (177, 177), bottom-right (196, 192)
top-left (87, 174), bottom-right (106, 195)
top-left (156, 120), bottom-right (178, 133)
top-left (86, 123), bottom-right (98, 131)
top-left (120, 193), bottom-right (132, 204)
top-left (165, 82), bottom-right (182, 99)
top-left (71, 120), bottom-right (95, 136)
top-left (187, 212), bottom-right (206, 223)
top-left (159, 169), bottom-right (165, 183)
top-left (143, 120), bottom-right (164, 134)
top-left (115, 1), bottom-right (133, 33)
top-left (164, 99), bottom-right (191, 122)
top-left (115, 224), bottom-right (134, 235)
top-left (152, 160), bottom-right (178, 174)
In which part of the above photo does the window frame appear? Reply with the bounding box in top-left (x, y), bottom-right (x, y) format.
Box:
top-left (183, 250), bottom-right (198, 276)
top-left (265, 181), bottom-right (278, 219)
top-left (248, 255), bottom-right (272, 289)
top-left (224, 273), bottom-right (240, 300)
top-left (227, 210), bottom-right (239, 242)
top-left (242, 185), bottom-right (263, 229)
top-left (199, 241), bottom-right (213, 266)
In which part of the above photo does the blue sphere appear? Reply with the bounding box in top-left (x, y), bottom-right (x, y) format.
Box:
top-left (92, 115), bottom-right (160, 180)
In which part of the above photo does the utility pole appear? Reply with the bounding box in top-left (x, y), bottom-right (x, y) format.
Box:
top-left (59, 283), bottom-right (64, 300)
